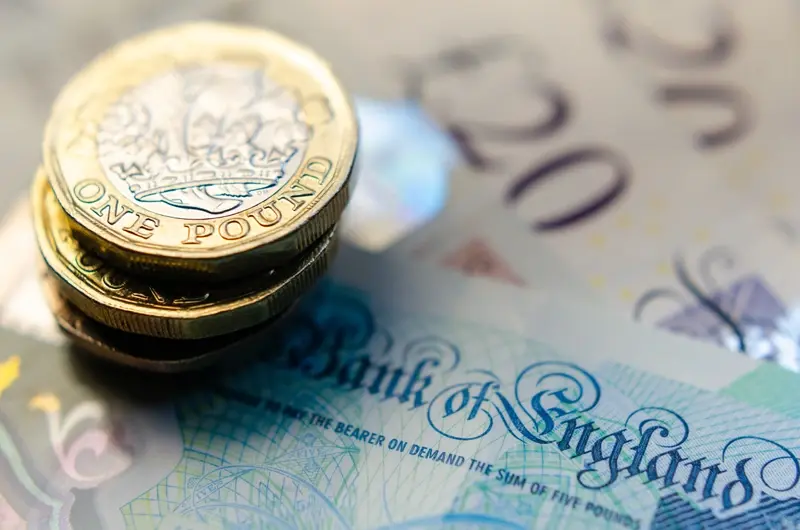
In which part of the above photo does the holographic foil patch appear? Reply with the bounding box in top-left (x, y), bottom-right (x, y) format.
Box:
top-left (655, 275), bottom-right (800, 371)
top-left (342, 97), bottom-right (459, 252)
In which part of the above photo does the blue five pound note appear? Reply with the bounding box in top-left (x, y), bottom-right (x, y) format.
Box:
top-left (2, 250), bottom-right (800, 529)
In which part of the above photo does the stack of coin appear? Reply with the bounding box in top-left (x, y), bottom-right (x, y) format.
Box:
top-left (31, 22), bottom-right (358, 372)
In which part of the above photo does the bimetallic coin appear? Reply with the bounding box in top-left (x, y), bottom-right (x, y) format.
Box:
top-left (39, 268), bottom-right (295, 373)
top-left (33, 169), bottom-right (339, 339)
top-left (43, 22), bottom-right (357, 278)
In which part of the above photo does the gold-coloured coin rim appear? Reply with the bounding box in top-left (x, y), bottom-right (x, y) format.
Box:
top-left (43, 21), bottom-right (357, 276)
top-left (33, 169), bottom-right (339, 339)
top-left (38, 266), bottom-right (296, 373)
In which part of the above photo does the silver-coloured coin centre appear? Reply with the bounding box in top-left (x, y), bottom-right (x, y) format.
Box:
top-left (97, 64), bottom-right (310, 220)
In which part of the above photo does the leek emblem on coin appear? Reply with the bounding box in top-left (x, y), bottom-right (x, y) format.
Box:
top-left (44, 23), bottom-right (357, 276)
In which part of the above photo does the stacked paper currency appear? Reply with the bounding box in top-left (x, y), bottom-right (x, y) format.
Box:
top-left (0, 1), bottom-right (800, 529)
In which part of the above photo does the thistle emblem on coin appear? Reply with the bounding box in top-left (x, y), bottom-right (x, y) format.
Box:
top-left (97, 65), bottom-right (311, 219)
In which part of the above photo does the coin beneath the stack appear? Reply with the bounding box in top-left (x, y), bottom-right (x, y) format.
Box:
top-left (33, 169), bottom-right (338, 339)
top-left (43, 22), bottom-right (358, 279)
top-left (38, 268), bottom-right (295, 373)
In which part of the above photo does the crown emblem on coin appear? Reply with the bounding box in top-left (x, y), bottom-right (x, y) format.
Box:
top-left (97, 65), bottom-right (311, 217)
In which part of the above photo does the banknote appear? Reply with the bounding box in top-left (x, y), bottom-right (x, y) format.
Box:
top-left (2, 1), bottom-right (795, 246)
top-left (359, 1), bottom-right (800, 370)
top-left (245, 0), bottom-right (799, 371)
top-left (587, 0), bottom-right (800, 239)
top-left (1, 1), bottom-right (783, 254)
top-left (0, 248), bottom-right (800, 528)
